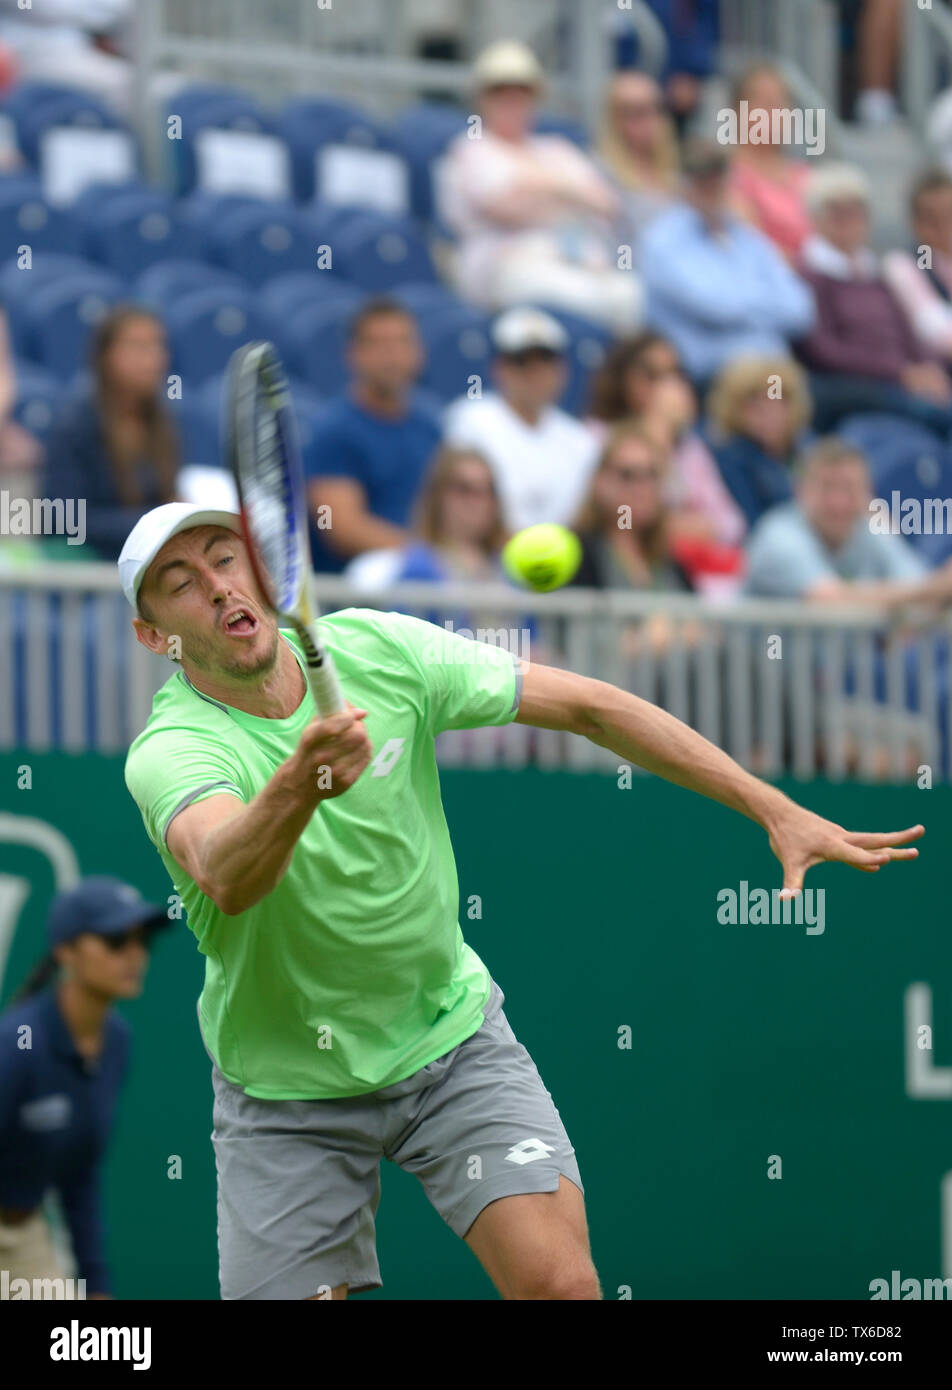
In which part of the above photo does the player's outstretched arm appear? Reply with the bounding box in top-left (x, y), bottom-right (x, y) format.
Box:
top-left (514, 663), bottom-right (923, 895)
top-left (166, 706), bottom-right (372, 915)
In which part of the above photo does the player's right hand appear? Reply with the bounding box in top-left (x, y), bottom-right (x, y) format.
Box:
top-left (286, 703), bottom-right (373, 802)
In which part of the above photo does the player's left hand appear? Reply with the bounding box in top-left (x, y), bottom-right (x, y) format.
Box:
top-left (767, 808), bottom-right (924, 897)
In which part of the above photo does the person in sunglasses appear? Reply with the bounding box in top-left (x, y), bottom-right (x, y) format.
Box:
top-left (0, 877), bottom-right (170, 1300)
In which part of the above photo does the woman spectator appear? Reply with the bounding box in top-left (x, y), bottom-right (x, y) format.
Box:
top-left (595, 70), bottom-right (679, 237)
top-left (704, 355), bottom-right (813, 530)
top-left (0, 307), bottom-right (42, 500)
top-left (883, 168), bottom-right (952, 366)
top-left (795, 164), bottom-right (952, 435)
top-left (43, 306), bottom-right (179, 561)
top-left (727, 62), bottom-right (815, 262)
top-left (439, 40), bottom-right (641, 333)
top-left (587, 332), bottom-right (747, 547)
top-left (0, 877), bottom-right (169, 1300)
top-left (344, 446), bottom-right (507, 590)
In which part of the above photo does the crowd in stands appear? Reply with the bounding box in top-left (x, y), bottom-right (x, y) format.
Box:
top-left (2, 14), bottom-right (952, 645)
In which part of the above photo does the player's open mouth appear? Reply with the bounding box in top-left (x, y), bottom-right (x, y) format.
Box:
top-left (222, 608), bottom-right (258, 637)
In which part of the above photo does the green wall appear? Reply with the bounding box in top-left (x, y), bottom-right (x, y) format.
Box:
top-left (2, 753), bottom-right (949, 1299)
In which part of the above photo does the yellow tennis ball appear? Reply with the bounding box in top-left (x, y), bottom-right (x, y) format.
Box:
top-left (502, 523), bottom-right (582, 592)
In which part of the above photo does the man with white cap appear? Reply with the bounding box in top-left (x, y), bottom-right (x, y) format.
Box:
top-left (117, 500), bottom-right (924, 1300)
top-left (444, 306), bottom-right (599, 532)
top-left (439, 39), bottom-right (641, 332)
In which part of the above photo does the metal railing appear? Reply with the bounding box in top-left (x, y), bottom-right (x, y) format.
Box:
top-left (902, 0), bottom-right (952, 136)
top-left (131, 0), bottom-right (668, 157)
top-left (1, 566), bottom-right (949, 783)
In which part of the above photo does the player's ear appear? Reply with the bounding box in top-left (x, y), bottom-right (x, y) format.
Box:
top-left (132, 617), bottom-right (169, 657)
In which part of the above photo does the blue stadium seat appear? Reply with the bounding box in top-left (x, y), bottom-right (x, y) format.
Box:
top-left (169, 390), bottom-right (221, 468)
top-left (257, 272), bottom-right (361, 339)
top-left (168, 91), bottom-right (282, 196)
top-left (203, 201), bottom-right (316, 285)
top-left (12, 360), bottom-right (60, 440)
top-left (837, 413), bottom-right (946, 491)
top-left (391, 103), bottom-right (466, 223)
top-left (274, 299), bottom-right (356, 394)
top-left (0, 253), bottom-right (98, 356)
top-left (330, 213), bottom-right (436, 290)
top-left (0, 177), bottom-right (84, 255)
top-left (874, 447), bottom-right (952, 564)
top-left (418, 306), bottom-right (493, 402)
top-left (391, 281), bottom-right (463, 319)
top-left (277, 98), bottom-right (400, 205)
top-left (133, 259), bottom-right (245, 311)
top-left (18, 269), bottom-right (124, 377)
top-left (75, 188), bottom-right (203, 278)
top-left (8, 87), bottom-right (124, 164)
top-left (533, 112), bottom-right (591, 147)
top-left (164, 285), bottom-right (264, 385)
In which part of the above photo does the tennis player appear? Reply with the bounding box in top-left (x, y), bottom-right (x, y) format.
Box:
top-left (119, 502), bottom-right (922, 1301)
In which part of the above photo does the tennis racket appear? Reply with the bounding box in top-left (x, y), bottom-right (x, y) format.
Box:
top-left (224, 340), bottom-right (344, 716)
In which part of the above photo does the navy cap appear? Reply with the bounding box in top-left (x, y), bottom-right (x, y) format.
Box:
top-left (46, 877), bottom-right (169, 950)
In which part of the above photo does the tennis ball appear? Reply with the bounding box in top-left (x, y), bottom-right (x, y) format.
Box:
top-left (502, 523), bottom-right (582, 592)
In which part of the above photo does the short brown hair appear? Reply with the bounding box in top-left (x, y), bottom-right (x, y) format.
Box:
top-left (910, 166), bottom-right (952, 219)
top-left (796, 435), bottom-right (868, 481)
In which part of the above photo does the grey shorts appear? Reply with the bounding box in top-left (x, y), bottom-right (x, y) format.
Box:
top-left (202, 979), bottom-right (583, 1299)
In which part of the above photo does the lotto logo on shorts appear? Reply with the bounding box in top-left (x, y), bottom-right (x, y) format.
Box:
top-left (504, 1138), bottom-right (556, 1166)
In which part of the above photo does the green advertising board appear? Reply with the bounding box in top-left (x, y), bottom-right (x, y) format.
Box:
top-left (1, 753), bottom-right (949, 1299)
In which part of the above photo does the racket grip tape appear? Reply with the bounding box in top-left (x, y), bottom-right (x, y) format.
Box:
top-left (298, 624), bottom-right (345, 716)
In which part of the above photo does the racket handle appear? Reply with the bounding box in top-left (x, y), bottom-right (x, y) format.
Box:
top-left (297, 623), bottom-right (345, 716)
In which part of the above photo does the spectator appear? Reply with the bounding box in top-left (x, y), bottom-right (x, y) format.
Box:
top-left (704, 355), bottom-right (813, 529)
top-left (344, 446), bottom-right (506, 589)
top-left (613, 0), bottom-right (720, 135)
top-left (443, 307), bottom-right (599, 532)
top-left (795, 164), bottom-right (952, 435)
top-left (639, 139), bottom-right (815, 387)
top-left (305, 298), bottom-right (441, 574)
top-left (852, 0), bottom-right (903, 127)
top-left (571, 421), bottom-right (694, 592)
top-left (0, 0), bottom-right (134, 117)
top-left (744, 436), bottom-right (952, 603)
top-left (0, 877), bottom-right (170, 1300)
top-left (438, 40), bottom-right (641, 333)
top-left (727, 62), bottom-right (815, 262)
top-left (587, 331), bottom-right (746, 546)
top-left (43, 306), bottom-right (178, 562)
top-left (882, 168), bottom-right (952, 365)
top-left (596, 70), bottom-right (679, 237)
top-left (0, 308), bottom-right (42, 499)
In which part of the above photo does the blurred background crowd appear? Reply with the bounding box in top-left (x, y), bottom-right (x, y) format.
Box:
top-left (2, 0), bottom-right (952, 622)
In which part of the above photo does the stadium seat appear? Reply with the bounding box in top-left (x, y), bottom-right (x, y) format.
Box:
top-left (6, 87), bottom-right (140, 205)
top-left (75, 188), bottom-right (203, 279)
top-left (417, 305), bottom-right (493, 402)
top-left (257, 272), bottom-right (361, 340)
top-left (0, 177), bottom-right (84, 256)
top-left (0, 252), bottom-right (98, 357)
top-left (390, 281), bottom-right (464, 318)
top-left (837, 413), bottom-right (947, 491)
top-left (278, 97), bottom-right (407, 210)
top-left (533, 112), bottom-right (591, 147)
top-left (133, 259), bottom-right (245, 311)
top-left (18, 269), bottom-right (124, 378)
top-left (873, 446), bottom-right (952, 565)
top-left (203, 201), bottom-right (317, 285)
top-left (330, 213), bottom-right (436, 290)
top-left (169, 391), bottom-right (222, 469)
top-left (391, 103), bottom-right (467, 224)
top-left (274, 299), bottom-right (356, 394)
top-left (11, 360), bottom-right (60, 441)
top-left (164, 285), bottom-right (265, 386)
top-left (169, 91), bottom-right (288, 198)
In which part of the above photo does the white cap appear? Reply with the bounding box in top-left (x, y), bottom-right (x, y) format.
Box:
top-left (117, 502), bottom-right (242, 610)
top-left (472, 40), bottom-right (544, 92)
top-left (492, 306), bottom-right (569, 355)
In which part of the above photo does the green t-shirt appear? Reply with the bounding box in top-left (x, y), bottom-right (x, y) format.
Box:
top-left (124, 607), bottom-right (521, 1099)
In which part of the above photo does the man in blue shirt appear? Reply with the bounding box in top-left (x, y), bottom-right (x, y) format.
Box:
top-left (305, 298), bottom-right (442, 573)
top-left (640, 140), bottom-right (816, 386)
